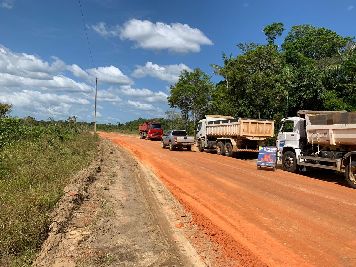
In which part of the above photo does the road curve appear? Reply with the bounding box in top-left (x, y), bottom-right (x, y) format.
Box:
top-left (100, 132), bottom-right (356, 267)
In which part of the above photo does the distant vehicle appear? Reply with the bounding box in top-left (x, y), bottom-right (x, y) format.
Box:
top-left (161, 130), bottom-right (195, 151)
top-left (277, 110), bottom-right (356, 188)
top-left (138, 121), bottom-right (163, 140)
top-left (196, 115), bottom-right (274, 156)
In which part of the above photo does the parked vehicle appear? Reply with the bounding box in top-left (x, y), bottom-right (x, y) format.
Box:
top-left (138, 121), bottom-right (163, 140)
top-left (196, 115), bottom-right (274, 156)
top-left (161, 130), bottom-right (195, 151)
top-left (277, 110), bottom-right (356, 188)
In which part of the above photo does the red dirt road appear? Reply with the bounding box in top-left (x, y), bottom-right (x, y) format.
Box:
top-left (100, 132), bottom-right (356, 267)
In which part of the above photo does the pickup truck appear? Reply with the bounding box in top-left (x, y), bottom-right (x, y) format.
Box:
top-left (161, 130), bottom-right (195, 151)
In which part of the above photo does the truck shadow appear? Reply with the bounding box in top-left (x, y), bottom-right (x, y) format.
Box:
top-left (278, 167), bottom-right (350, 188)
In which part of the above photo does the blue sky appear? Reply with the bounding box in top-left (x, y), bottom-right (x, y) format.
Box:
top-left (0, 0), bottom-right (355, 123)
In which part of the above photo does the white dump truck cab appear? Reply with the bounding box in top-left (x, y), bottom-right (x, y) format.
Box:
top-left (277, 117), bottom-right (307, 152)
top-left (277, 117), bottom-right (307, 172)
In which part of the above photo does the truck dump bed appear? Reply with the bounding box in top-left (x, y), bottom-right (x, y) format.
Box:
top-left (304, 112), bottom-right (356, 146)
top-left (206, 118), bottom-right (274, 140)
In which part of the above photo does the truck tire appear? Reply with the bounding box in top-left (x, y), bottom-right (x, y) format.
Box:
top-left (187, 145), bottom-right (192, 151)
top-left (282, 150), bottom-right (297, 172)
top-left (216, 141), bottom-right (225, 156)
top-left (197, 141), bottom-right (204, 152)
top-left (225, 143), bottom-right (233, 157)
top-left (161, 141), bottom-right (166, 149)
top-left (345, 162), bottom-right (356, 189)
top-left (169, 143), bottom-right (175, 151)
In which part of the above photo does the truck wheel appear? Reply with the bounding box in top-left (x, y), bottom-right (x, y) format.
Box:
top-left (216, 142), bottom-right (225, 155)
top-left (169, 143), bottom-right (175, 151)
top-left (187, 145), bottom-right (192, 151)
top-left (345, 162), bottom-right (356, 189)
top-left (282, 151), bottom-right (297, 172)
top-left (197, 141), bottom-right (204, 152)
top-left (225, 143), bottom-right (233, 157)
top-left (161, 141), bottom-right (166, 149)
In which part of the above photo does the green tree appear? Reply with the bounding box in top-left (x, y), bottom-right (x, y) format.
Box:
top-left (282, 25), bottom-right (350, 61)
top-left (0, 103), bottom-right (12, 118)
top-left (263, 22), bottom-right (284, 45)
top-left (209, 81), bottom-right (235, 116)
top-left (214, 45), bottom-right (288, 119)
top-left (321, 46), bottom-right (356, 111)
top-left (168, 69), bottom-right (214, 128)
top-left (282, 25), bottom-right (354, 112)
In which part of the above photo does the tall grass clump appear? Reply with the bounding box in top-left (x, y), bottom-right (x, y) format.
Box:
top-left (0, 118), bottom-right (98, 266)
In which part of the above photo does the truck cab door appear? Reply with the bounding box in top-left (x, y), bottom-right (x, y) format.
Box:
top-left (277, 119), bottom-right (302, 152)
top-left (196, 121), bottom-right (204, 140)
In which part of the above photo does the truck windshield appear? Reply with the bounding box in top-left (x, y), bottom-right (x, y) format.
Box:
top-left (281, 120), bottom-right (294, 132)
top-left (150, 123), bottom-right (161, 129)
top-left (197, 122), bottom-right (202, 132)
top-left (172, 130), bottom-right (187, 136)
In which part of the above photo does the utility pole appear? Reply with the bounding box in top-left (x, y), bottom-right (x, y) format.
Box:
top-left (94, 77), bottom-right (98, 133)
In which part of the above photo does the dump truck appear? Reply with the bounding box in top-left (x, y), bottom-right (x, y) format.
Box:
top-left (277, 110), bottom-right (356, 188)
top-left (196, 115), bottom-right (275, 156)
top-left (138, 121), bottom-right (163, 140)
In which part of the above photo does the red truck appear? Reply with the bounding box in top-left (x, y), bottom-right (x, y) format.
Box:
top-left (139, 121), bottom-right (163, 140)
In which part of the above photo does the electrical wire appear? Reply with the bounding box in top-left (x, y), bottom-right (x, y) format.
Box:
top-left (77, 0), bottom-right (95, 68)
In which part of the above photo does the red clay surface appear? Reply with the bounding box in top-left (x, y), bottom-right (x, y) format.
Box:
top-left (100, 132), bottom-right (356, 267)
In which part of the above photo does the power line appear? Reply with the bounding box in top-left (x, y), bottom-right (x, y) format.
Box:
top-left (77, 0), bottom-right (95, 68)
top-left (77, 0), bottom-right (98, 132)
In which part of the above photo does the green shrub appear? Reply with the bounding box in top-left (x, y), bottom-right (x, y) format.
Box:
top-left (0, 119), bottom-right (98, 266)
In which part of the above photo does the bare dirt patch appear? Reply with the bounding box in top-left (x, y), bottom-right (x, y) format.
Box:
top-left (34, 139), bottom-right (209, 267)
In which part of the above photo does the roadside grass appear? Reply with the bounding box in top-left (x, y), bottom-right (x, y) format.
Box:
top-left (0, 119), bottom-right (98, 266)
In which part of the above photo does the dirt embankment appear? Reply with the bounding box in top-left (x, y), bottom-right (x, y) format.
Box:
top-left (34, 140), bottom-right (216, 267)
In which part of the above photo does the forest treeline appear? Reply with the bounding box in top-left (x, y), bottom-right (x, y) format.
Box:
top-left (168, 23), bottom-right (356, 129)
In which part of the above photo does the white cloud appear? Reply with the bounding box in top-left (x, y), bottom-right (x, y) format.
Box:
top-left (97, 89), bottom-right (122, 103)
top-left (0, 90), bottom-right (89, 117)
top-left (87, 66), bottom-right (132, 84)
top-left (0, 46), bottom-right (66, 79)
top-left (0, 44), bottom-right (169, 122)
top-left (99, 19), bottom-right (213, 53)
top-left (0, 44), bottom-right (134, 121)
top-left (0, 0), bottom-right (14, 9)
top-left (68, 64), bottom-right (132, 85)
top-left (347, 5), bottom-right (354, 11)
top-left (91, 22), bottom-right (120, 37)
top-left (132, 62), bottom-right (191, 83)
top-left (127, 100), bottom-right (155, 111)
top-left (120, 86), bottom-right (168, 103)
top-left (67, 64), bottom-right (90, 80)
top-left (0, 73), bottom-right (92, 92)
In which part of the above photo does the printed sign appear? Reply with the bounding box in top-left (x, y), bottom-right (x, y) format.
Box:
top-left (257, 146), bottom-right (277, 169)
